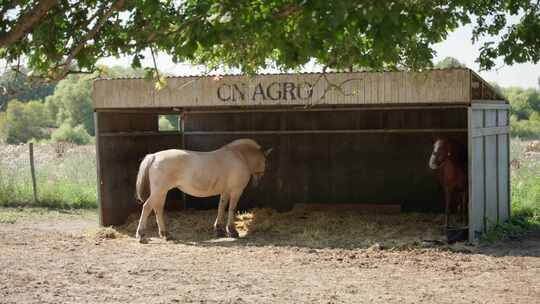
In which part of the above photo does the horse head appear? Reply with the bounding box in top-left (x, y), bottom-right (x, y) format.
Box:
top-left (226, 138), bottom-right (273, 187)
top-left (429, 137), bottom-right (452, 170)
top-left (251, 147), bottom-right (273, 187)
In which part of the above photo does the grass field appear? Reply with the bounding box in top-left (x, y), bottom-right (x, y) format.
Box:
top-left (0, 143), bottom-right (97, 208)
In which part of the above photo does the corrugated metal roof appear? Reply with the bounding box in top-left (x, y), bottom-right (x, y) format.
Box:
top-left (94, 67), bottom-right (472, 81)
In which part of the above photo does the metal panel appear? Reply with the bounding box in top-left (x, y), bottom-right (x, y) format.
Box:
top-left (93, 69), bottom-right (480, 109)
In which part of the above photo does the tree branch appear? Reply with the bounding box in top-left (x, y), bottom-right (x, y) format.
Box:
top-left (273, 4), bottom-right (303, 19)
top-left (0, 0), bottom-right (59, 47)
top-left (149, 44), bottom-right (161, 80)
top-left (125, 15), bottom-right (204, 49)
top-left (55, 0), bottom-right (125, 79)
top-left (70, 3), bottom-right (107, 34)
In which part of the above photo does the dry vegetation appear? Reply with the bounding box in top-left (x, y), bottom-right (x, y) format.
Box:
top-left (115, 207), bottom-right (446, 249)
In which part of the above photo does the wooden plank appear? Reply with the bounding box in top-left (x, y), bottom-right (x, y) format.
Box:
top-left (471, 102), bottom-right (510, 109)
top-left (485, 109), bottom-right (497, 127)
top-left (364, 73), bottom-right (373, 103)
top-left (181, 129), bottom-right (468, 135)
top-left (28, 143), bottom-right (38, 203)
top-left (471, 126), bottom-right (510, 137)
top-left (100, 131), bottom-right (180, 137)
top-left (182, 104), bottom-right (469, 114)
top-left (95, 113), bottom-right (104, 226)
top-left (97, 112), bottom-right (158, 133)
top-left (470, 136), bottom-right (485, 240)
top-left (498, 134), bottom-right (510, 221)
top-left (472, 108), bottom-right (484, 128)
top-left (93, 70), bottom-right (478, 109)
top-left (498, 109), bottom-right (508, 126)
top-left (469, 107), bottom-right (486, 242)
top-left (485, 135), bottom-right (499, 226)
top-left (384, 72), bottom-right (392, 103)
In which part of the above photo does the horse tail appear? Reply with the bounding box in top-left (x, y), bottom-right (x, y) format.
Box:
top-left (135, 154), bottom-right (155, 204)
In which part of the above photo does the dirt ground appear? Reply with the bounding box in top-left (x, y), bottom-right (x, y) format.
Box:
top-left (1, 210), bottom-right (539, 304)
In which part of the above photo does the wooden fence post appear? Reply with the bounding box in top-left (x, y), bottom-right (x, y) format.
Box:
top-left (29, 142), bottom-right (38, 203)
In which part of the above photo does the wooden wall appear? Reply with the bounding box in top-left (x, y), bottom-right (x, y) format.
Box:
top-left (182, 107), bottom-right (468, 213)
top-left (95, 112), bottom-right (183, 226)
top-left (96, 107), bottom-right (470, 226)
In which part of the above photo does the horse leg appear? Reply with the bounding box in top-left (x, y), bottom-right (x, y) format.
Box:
top-left (461, 189), bottom-right (468, 226)
top-left (226, 191), bottom-right (242, 238)
top-left (214, 193), bottom-right (229, 237)
top-left (135, 192), bottom-right (166, 242)
top-left (136, 200), bottom-right (153, 242)
top-left (444, 189), bottom-right (451, 228)
top-left (153, 192), bottom-right (170, 240)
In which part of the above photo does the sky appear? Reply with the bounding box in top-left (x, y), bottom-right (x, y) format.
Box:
top-left (96, 23), bottom-right (536, 90)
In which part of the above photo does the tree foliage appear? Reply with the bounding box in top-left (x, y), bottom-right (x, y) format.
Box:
top-left (158, 115), bottom-right (175, 131)
top-left (51, 122), bottom-right (92, 144)
top-left (3, 99), bottom-right (51, 143)
top-left (45, 74), bottom-right (95, 135)
top-left (0, 68), bottom-right (56, 110)
top-left (0, 65), bottom-right (147, 144)
top-left (0, 1), bottom-right (539, 80)
top-left (498, 85), bottom-right (540, 139)
top-left (434, 56), bottom-right (466, 69)
top-left (503, 86), bottom-right (540, 120)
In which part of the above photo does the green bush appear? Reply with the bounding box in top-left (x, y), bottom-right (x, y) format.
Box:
top-left (158, 115), bottom-right (175, 131)
top-left (51, 123), bottom-right (92, 144)
top-left (4, 99), bottom-right (52, 144)
top-left (510, 114), bottom-right (540, 139)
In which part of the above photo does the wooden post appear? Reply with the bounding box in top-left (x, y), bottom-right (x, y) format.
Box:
top-left (28, 142), bottom-right (38, 203)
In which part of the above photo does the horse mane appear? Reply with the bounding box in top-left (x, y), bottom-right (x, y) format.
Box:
top-left (225, 139), bottom-right (261, 151)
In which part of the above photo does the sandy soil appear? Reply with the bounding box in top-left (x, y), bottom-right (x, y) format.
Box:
top-left (1, 212), bottom-right (539, 304)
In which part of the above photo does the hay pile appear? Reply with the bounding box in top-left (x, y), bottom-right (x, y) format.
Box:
top-left (117, 207), bottom-right (446, 249)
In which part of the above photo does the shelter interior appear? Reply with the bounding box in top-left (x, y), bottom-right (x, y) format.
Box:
top-left (94, 69), bottom-right (510, 242)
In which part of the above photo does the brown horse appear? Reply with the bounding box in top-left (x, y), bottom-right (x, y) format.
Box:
top-left (429, 136), bottom-right (468, 227)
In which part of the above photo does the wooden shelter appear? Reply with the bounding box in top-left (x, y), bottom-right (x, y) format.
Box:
top-left (92, 68), bottom-right (510, 242)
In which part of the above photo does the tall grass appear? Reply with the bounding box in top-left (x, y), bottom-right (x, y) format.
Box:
top-left (510, 140), bottom-right (540, 215)
top-left (483, 138), bottom-right (540, 241)
top-left (0, 143), bottom-right (97, 209)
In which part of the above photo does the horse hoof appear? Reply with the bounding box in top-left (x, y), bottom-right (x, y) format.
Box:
top-left (226, 227), bottom-right (239, 238)
top-left (159, 231), bottom-right (173, 240)
top-left (163, 234), bottom-right (175, 241)
top-left (138, 237), bottom-right (148, 244)
top-left (214, 226), bottom-right (226, 238)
